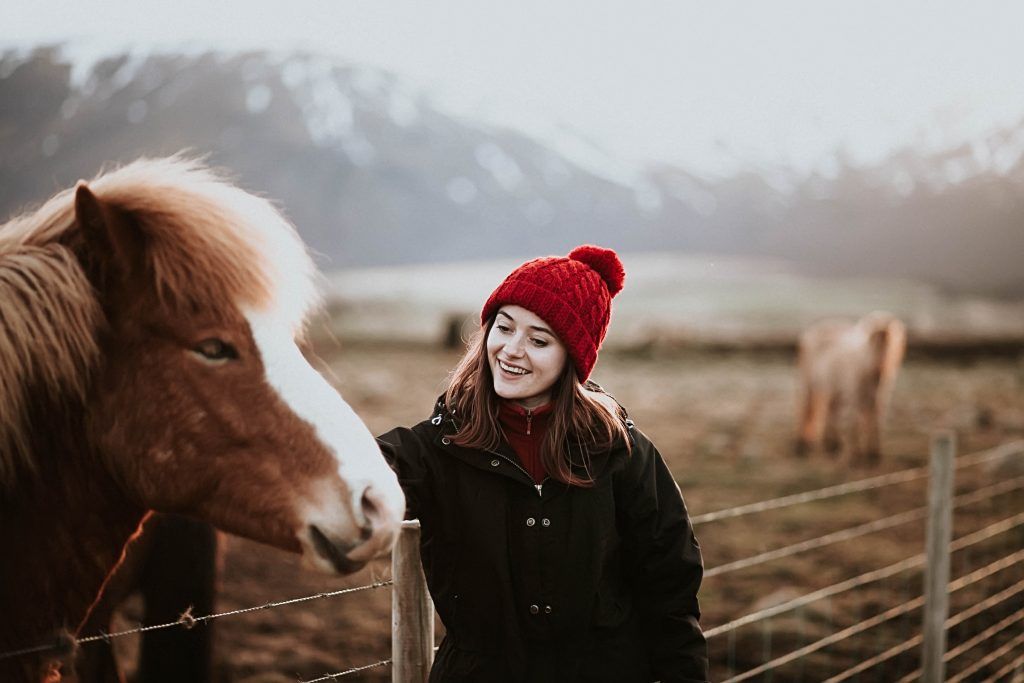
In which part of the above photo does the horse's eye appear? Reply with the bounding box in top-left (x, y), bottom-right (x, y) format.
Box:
top-left (193, 338), bottom-right (239, 362)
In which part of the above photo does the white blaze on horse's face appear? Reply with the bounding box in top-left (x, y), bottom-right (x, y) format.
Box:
top-left (245, 309), bottom-right (405, 573)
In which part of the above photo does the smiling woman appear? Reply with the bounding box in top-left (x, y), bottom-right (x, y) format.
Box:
top-left (378, 245), bottom-right (708, 683)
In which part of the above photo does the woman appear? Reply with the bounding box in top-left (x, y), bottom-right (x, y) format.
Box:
top-left (378, 245), bottom-right (708, 683)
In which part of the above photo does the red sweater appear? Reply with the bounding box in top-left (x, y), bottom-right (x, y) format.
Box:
top-left (497, 401), bottom-right (552, 484)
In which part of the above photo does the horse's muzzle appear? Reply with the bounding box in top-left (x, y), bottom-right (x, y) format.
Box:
top-left (302, 484), bottom-right (402, 574)
top-left (307, 524), bottom-right (367, 574)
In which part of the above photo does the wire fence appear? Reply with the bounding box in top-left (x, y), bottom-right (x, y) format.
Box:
top-left (691, 438), bottom-right (1021, 526)
top-left (299, 657), bottom-right (392, 682)
top-left (3, 440), bottom-right (1021, 681)
top-left (705, 437), bottom-right (1024, 682)
top-left (827, 574), bottom-right (1024, 683)
top-left (0, 581), bottom-right (393, 664)
top-left (704, 475), bottom-right (1024, 579)
top-left (705, 510), bottom-right (1024, 639)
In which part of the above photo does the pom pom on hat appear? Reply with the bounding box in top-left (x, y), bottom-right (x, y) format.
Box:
top-left (480, 244), bottom-right (626, 380)
top-left (569, 244), bottom-right (625, 296)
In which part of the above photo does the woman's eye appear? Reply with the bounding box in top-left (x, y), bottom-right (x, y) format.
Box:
top-left (496, 325), bottom-right (512, 333)
top-left (193, 338), bottom-right (239, 362)
top-left (532, 338), bottom-right (548, 347)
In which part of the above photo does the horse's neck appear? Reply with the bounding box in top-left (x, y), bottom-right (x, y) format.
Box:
top-left (0, 432), bottom-right (144, 679)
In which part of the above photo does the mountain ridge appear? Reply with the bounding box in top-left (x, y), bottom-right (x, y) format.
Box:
top-left (2, 45), bottom-right (1022, 297)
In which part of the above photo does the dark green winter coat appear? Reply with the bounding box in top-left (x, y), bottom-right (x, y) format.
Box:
top-left (377, 395), bottom-right (708, 683)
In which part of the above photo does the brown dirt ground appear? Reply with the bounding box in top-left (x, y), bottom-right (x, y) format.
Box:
top-left (108, 344), bottom-right (1024, 682)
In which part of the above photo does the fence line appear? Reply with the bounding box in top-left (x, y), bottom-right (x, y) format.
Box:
top-left (718, 547), bottom-right (1024, 682)
top-left (0, 581), bottom-right (393, 663)
top-left (705, 554), bottom-right (923, 639)
top-left (78, 579), bottom-right (393, 644)
top-left (706, 507), bottom-right (926, 579)
top-left (942, 610), bottom-right (1024, 669)
top-left (704, 476), bottom-right (1024, 578)
top-left (983, 652), bottom-right (1024, 683)
top-left (705, 509), bottom-right (1024, 639)
top-left (720, 596), bottom-right (927, 683)
top-left (691, 468), bottom-right (929, 525)
top-left (691, 440), bottom-right (1021, 525)
top-left (829, 574), bottom-right (1024, 683)
top-left (299, 657), bottom-right (392, 682)
top-left (947, 631), bottom-right (1024, 683)
top-left (5, 442), bottom-right (1019, 678)
top-left (301, 646), bottom-right (441, 683)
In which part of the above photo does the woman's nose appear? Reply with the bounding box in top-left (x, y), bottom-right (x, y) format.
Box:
top-left (505, 335), bottom-right (526, 356)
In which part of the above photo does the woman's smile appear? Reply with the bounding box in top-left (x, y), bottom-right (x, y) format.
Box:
top-left (497, 359), bottom-right (530, 376)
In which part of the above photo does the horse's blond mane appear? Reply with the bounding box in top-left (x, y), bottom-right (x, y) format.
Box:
top-left (0, 156), bottom-right (318, 486)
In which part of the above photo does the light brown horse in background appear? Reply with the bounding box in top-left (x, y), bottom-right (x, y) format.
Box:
top-left (0, 157), bottom-right (405, 682)
top-left (795, 311), bottom-right (906, 466)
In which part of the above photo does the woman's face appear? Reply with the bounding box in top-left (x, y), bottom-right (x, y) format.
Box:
top-left (486, 305), bottom-right (568, 409)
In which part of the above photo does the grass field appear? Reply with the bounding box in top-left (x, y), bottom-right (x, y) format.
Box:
top-left (108, 342), bottom-right (1024, 682)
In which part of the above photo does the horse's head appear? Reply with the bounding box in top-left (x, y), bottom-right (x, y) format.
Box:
top-left (69, 159), bottom-right (403, 573)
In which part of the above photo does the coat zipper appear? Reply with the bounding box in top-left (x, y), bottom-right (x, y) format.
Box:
top-left (443, 412), bottom-right (547, 497)
top-left (525, 408), bottom-right (533, 436)
top-left (484, 447), bottom-right (547, 498)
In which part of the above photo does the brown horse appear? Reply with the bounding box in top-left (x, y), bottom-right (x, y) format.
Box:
top-left (795, 311), bottom-right (906, 466)
top-left (0, 157), bottom-right (405, 682)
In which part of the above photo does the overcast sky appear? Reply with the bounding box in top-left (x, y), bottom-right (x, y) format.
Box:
top-left (3, 0), bottom-right (1024, 177)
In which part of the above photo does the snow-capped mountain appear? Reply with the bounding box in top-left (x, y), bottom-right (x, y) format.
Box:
top-left (2, 46), bottom-right (1022, 296)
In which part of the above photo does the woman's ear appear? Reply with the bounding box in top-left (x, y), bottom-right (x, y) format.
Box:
top-left (74, 182), bottom-right (142, 291)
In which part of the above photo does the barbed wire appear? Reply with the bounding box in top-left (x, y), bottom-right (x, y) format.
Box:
top-left (299, 645), bottom-right (439, 682)
top-left (948, 631), bottom-right (1024, 683)
top-left (0, 580), bottom-right (393, 662)
top-left (718, 547), bottom-right (1024, 682)
top-left (704, 476), bottom-right (1024, 578)
top-left (298, 657), bottom-right (392, 682)
top-left (691, 440), bottom-right (1022, 525)
top-left (78, 580), bottom-right (393, 645)
top-left (705, 510), bottom-right (1024, 639)
top-left (829, 574), bottom-right (1024, 683)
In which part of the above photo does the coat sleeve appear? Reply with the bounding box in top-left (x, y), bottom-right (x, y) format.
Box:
top-left (376, 426), bottom-right (433, 522)
top-left (616, 428), bottom-right (709, 683)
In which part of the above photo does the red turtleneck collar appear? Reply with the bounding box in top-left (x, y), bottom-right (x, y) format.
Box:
top-left (498, 400), bottom-right (553, 484)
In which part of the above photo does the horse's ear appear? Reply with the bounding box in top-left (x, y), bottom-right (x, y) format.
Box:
top-left (74, 182), bottom-right (142, 287)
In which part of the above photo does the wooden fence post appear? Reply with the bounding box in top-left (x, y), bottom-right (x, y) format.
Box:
top-left (921, 431), bottom-right (955, 683)
top-left (392, 520), bottom-right (434, 683)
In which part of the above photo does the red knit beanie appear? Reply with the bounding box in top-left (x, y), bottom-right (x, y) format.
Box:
top-left (481, 245), bottom-right (625, 381)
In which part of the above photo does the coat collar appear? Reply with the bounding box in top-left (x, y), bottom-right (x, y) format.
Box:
top-left (427, 391), bottom-right (633, 484)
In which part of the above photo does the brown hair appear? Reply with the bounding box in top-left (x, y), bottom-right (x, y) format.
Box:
top-left (444, 319), bottom-right (631, 487)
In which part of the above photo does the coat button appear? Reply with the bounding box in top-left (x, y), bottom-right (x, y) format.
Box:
top-left (441, 437), bottom-right (451, 445)
top-left (490, 459), bottom-right (500, 467)
top-left (544, 605), bottom-right (553, 614)
top-left (526, 517), bottom-right (536, 527)
top-left (541, 518), bottom-right (550, 527)
top-left (529, 604), bottom-right (539, 615)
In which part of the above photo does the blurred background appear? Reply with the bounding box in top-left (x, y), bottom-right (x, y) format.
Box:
top-left (3, 2), bottom-right (1023, 681)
